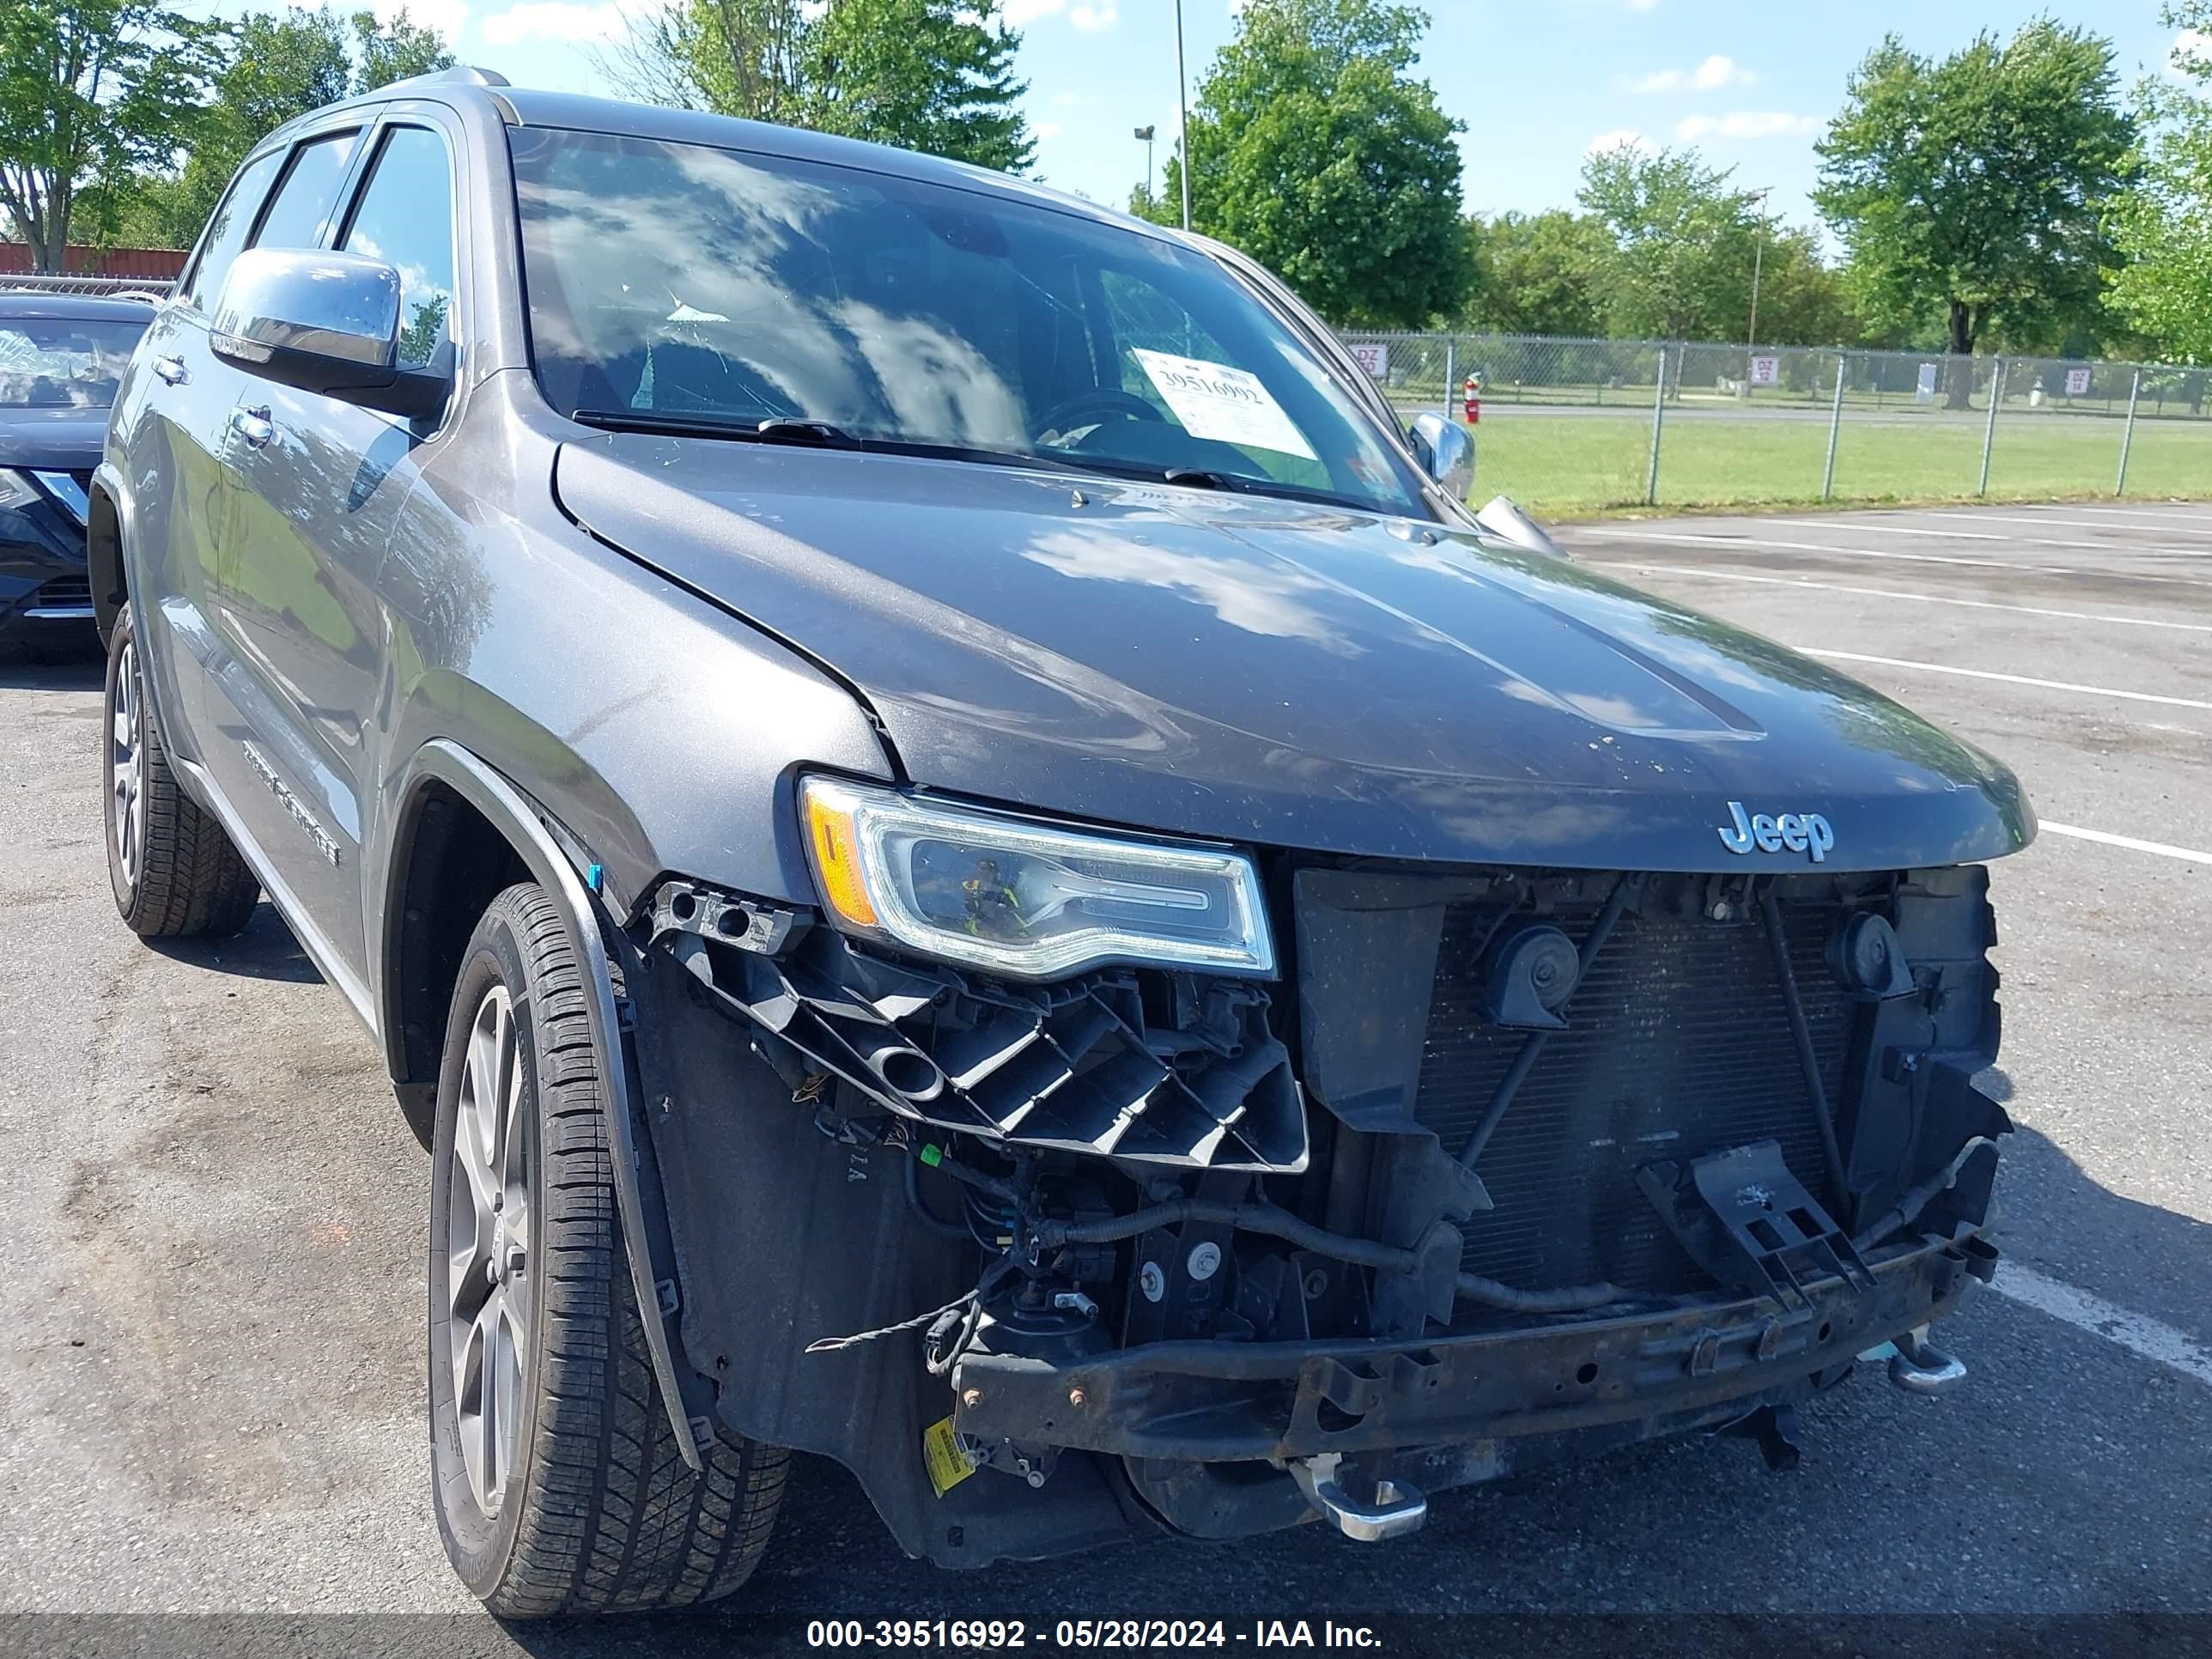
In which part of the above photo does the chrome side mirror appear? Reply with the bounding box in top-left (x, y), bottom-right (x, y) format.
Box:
top-left (210, 246), bottom-right (448, 421)
top-left (1407, 410), bottom-right (1474, 503)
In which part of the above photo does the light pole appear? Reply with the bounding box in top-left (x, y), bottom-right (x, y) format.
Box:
top-left (1746, 185), bottom-right (1771, 350)
top-left (1175, 0), bottom-right (1193, 230)
top-left (1134, 125), bottom-right (1156, 204)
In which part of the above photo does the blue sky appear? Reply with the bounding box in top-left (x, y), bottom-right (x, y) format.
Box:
top-left (365, 0), bottom-right (2191, 236)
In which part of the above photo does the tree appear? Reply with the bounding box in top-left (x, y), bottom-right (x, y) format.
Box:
top-left (1460, 210), bottom-right (1611, 337)
top-left (1815, 20), bottom-right (2136, 397)
top-left (1141, 0), bottom-right (1468, 330)
top-left (596, 0), bottom-right (805, 116)
top-left (1576, 144), bottom-right (1769, 342)
top-left (599, 0), bottom-right (1031, 172)
top-left (84, 5), bottom-right (452, 252)
top-left (801, 0), bottom-right (1031, 172)
top-left (349, 5), bottom-right (453, 93)
top-left (1743, 227), bottom-right (1864, 347)
top-left (2106, 3), bottom-right (2212, 362)
top-left (0, 0), bottom-right (220, 270)
top-left (689, 0), bottom-right (805, 119)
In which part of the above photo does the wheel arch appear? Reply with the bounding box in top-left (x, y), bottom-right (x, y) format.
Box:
top-left (376, 738), bottom-right (705, 1468)
top-left (86, 473), bottom-right (128, 647)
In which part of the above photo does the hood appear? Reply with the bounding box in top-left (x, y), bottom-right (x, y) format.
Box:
top-left (0, 406), bottom-right (108, 471)
top-left (556, 436), bottom-right (2033, 872)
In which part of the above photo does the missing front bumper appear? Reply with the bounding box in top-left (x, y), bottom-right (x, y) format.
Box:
top-left (951, 1231), bottom-right (1996, 1466)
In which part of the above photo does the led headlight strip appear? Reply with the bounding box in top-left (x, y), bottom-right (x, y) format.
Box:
top-left (799, 775), bottom-right (1275, 981)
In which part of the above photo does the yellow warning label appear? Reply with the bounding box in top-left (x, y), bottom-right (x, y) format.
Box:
top-left (922, 1415), bottom-right (976, 1498)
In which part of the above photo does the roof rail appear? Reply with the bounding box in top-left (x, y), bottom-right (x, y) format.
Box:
top-left (386, 64), bottom-right (512, 91)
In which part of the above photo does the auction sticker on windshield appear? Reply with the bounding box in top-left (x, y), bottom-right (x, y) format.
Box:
top-left (1130, 349), bottom-right (1316, 460)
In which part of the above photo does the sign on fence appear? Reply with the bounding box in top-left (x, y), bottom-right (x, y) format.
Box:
top-left (1915, 362), bottom-right (1940, 404)
top-left (1747, 355), bottom-right (1779, 386)
top-left (1349, 342), bottom-right (1389, 380)
top-left (2065, 368), bottom-right (2092, 397)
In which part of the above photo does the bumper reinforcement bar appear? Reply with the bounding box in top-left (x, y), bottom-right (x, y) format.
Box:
top-left (951, 1231), bottom-right (1996, 1462)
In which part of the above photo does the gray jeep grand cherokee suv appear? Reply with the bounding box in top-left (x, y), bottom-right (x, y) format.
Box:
top-left (91, 68), bottom-right (2031, 1616)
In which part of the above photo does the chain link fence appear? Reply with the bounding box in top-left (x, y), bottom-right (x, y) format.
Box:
top-left (1, 273), bottom-right (174, 300)
top-left (1340, 331), bottom-right (2212, 516)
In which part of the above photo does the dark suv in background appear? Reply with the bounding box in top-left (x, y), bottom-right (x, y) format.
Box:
top-left (1, 292), bottom-right (150, 648)
top-left (92, 68), bottom-right (2030, 1617)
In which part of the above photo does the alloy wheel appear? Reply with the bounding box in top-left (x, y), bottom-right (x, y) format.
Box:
top-left (109, 641), bottom-right (145, 892)
top-left (445, 983), bottom-right (532, 1516)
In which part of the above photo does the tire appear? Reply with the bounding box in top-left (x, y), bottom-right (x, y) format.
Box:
top-left (428, 883), bottom-right (787, 1617)
top-left (102, 602), bottom-right (261, 938)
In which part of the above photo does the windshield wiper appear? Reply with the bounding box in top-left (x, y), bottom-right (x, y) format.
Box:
top-left (570, 408), bottom-right (859, 447)
top-left (571, 409), bottom-right (1383, 513)
top-left (1160, 466), bottom-right (1374, 514)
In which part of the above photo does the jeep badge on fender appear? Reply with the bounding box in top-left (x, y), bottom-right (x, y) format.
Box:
top-left (1718, 800), bottom-right (1836, 862)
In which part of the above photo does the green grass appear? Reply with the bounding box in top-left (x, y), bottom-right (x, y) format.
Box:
top-left (1447, 410), bottom-right (2212, 517)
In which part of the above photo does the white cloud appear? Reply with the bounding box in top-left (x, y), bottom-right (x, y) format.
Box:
top-left (1630, 54), bottom-right (1753, 94)
top-left (1675, 111), bottom-right (1820, 141)
top-left (480, 0), bottom-right (618, 42)
top-left (1003, 0), bottom-right (1112, 27)
top-left (2171, 27), bottom-right (2212, 77)
top-left (1034, 120), bottom-right (1063, 139)
top-left (368, 0), bottom-right (469, 41)
top-left (1586, 129), bottom-right (1657, 156)
top-left (1625, 0), bottom-right (1658, 10)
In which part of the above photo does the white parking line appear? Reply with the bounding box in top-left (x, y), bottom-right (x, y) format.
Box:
top-left (1799, 647), bottom-right (2212, 712)
top-left (1576, 526), bottom-right (2212, 591)
top-left (2037, 822), bottom-right (2212, 865)
top-left (1761, 518), bottom-right (2008, 541)
top-left (1589, 561), bottom-right (2212, 632)
top-left (1961, 504), bottom-right (2212, 526)
top-left (1866, 510), bottom-right (2212, 543)
top-left (1764, 517), bottom-right (2212, 561)
top-left (1992, 1263), bottom-right (2212, 1389)
top-left (1579, 526), bottom-right (2030, 570)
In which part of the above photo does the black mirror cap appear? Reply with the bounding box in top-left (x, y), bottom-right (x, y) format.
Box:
top-left (211, 331), bottom-right (452, 422)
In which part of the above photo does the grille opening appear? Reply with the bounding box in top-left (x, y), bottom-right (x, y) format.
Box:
top-left (1413, 896), bottom-right (1856, 1297)
top-left (32, 575), bottom-right (92, 608)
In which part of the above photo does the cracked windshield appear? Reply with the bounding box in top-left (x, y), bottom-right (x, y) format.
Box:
top-left (508, 126), bottom-right (1423, 516)
top-left (0, 317), bottom-right (148, 407)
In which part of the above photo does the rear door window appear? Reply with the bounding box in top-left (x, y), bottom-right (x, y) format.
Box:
top-left (250, 130), bottom-right (363, 254)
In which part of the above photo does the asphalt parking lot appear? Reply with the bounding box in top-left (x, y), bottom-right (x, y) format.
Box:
top-left (1, 500), bottom-right (2207, 1643)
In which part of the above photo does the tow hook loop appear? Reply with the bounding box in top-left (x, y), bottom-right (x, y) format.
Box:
top-left (1885, 1328), bottom-right (1969, 1396)
top-left (1286, 1454), bottom-right (1427, 1542)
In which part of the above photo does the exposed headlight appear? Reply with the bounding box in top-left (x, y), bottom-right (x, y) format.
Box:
top-left (799, 775), bottom-right (1275, 980)
top-left (0, 468), bottom-right (38, 511)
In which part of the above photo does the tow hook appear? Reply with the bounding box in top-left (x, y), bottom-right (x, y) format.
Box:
top-left (1875, 1327), bottom-right (1971, 1395)
top-left (1285, 1453), bottom-right (1428, 1542)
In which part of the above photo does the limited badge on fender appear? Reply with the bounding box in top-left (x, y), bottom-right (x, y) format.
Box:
top-left (1717, 800), bottom-right (1836, 863)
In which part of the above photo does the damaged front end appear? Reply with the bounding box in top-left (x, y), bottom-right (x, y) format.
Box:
top-left (616, 807), bottom-right (2008, 1567)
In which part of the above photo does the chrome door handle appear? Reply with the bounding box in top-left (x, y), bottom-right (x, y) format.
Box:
top-left (231, 406), bottom-right (275, 448)
top-left (152, 354), bottom-right (188, 386)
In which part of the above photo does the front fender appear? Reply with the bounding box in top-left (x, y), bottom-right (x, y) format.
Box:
top-left (380, 738), bottom-right (709, 1470)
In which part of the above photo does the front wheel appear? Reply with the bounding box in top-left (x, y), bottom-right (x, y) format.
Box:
top-left (428, 883), bottom-right (787, 1617)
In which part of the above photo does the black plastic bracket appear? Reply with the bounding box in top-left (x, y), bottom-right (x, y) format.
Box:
top-left (1638, 1139), bottom-right (1875, 1311)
